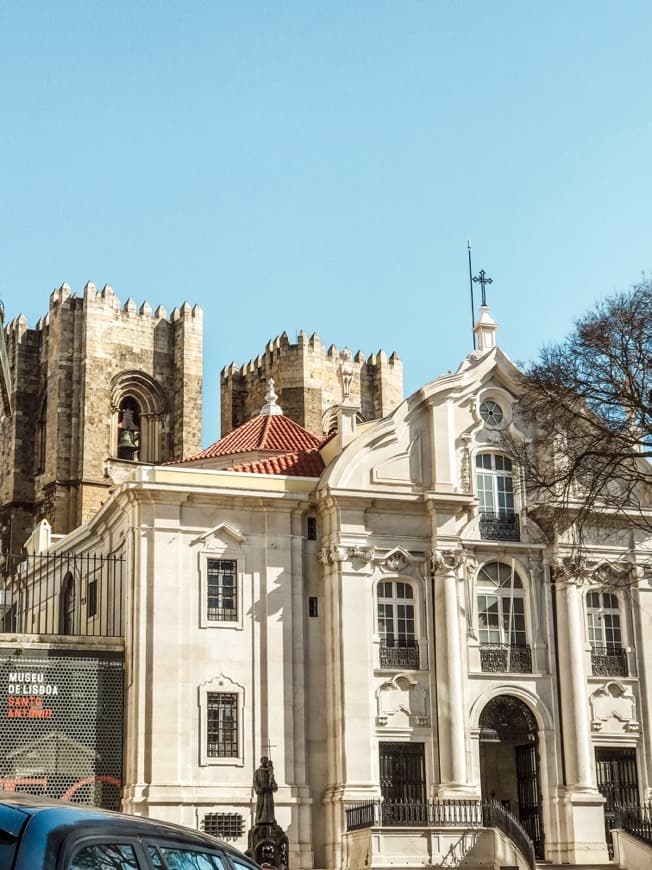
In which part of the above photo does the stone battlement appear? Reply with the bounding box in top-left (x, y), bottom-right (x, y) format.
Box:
top-left (7, 283), bottom-right (202, 334)
top-left (221, 331), bottom-right (403, 439)
top-left (221, 330), bottom-right (400, 380)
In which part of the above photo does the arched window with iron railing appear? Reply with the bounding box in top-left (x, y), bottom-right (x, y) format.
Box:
top-left (477, 561), bottom-right (531, 673)
top-left (377, 579), bottom-right (420, 669)
top-left (586, 590), bottom-right (628, 676)
top-left (475, 452), bottom-right (520, 541)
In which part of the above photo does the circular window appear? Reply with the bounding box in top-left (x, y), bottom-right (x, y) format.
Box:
top-left (479, 399), bottom-right (504, 426)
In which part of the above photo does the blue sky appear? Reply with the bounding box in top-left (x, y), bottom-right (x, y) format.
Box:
top-left (1, 2), bottom-right (651, 445)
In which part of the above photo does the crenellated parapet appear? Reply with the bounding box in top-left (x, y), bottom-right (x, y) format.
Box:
top-left (220, 330), bottom-right (403, 438)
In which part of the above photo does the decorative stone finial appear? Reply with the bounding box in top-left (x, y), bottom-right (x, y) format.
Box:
top-left (473, 305), bottom-right (498, 353)
top-left (260, 379), bottom-right (283, 416)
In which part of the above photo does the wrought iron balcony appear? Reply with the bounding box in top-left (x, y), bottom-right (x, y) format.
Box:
top-left (479, 511), bottom-right (520, 542)
top-left (591, 646), bottom-right (628, 677)
top-left (480, 644), bottom-right (532, 673)
top-left (379, 638), bottom-right (420, 670)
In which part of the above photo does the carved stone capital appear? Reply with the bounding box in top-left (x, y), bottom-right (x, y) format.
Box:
top-left (431, 548), bottom-right (464, 575)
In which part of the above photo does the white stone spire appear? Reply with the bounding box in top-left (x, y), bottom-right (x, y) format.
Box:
top-left (473, 305), bottom-right (498, 353)
top-left (260, 379), bottom-right (283, 416)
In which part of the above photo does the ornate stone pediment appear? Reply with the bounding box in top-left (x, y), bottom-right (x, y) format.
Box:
top-left (193, 522), bottom-right (246, 548)
top-left (379, 546), bottom-right (414, 574)
top-left (376, 673), bottom-right (430, 728)
top-left (590, 682), bottom-right (639, 733)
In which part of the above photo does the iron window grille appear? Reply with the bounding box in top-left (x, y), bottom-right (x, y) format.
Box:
top-left (202, 813), bottom-right (244, 840)
top-left (206, 692), bottom-right (238, 758)
top-left (207, 559), bottom-right (238, 622)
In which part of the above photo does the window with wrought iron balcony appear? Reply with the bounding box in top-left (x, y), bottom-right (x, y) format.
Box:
top-left (587, 591), bottom-right (628, 677)
top-left (377, 580), bottom-right (420, 669)
top-left (477, 562), bottom-right (532, 674)
top-left (476, 453), bottom-right (520, 542)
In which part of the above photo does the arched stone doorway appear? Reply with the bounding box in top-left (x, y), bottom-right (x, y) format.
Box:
top-left (479, 695), bottom-right (544, 858)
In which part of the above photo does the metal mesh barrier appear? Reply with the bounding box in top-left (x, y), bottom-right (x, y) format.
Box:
top-left (0, 648), bottom-right (124, 809)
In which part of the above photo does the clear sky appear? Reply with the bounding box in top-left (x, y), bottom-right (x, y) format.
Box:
top-left (1, 2), bottom-right (651, 445)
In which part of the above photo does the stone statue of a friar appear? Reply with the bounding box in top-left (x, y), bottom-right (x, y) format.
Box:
top-left (254, 756), bottom-right (278, 824)
top-left (247, 756), bottom-right (289, 869)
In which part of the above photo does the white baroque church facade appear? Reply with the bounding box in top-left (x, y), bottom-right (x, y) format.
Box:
top-left (6, 306), bottom-right (652, 869)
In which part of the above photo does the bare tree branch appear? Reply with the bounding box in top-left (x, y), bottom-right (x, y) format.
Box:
top-left (504, 281), bottom-right (652, 548)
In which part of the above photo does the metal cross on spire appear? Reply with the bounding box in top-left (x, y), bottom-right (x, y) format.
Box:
top-left (472, 269), bottom-right (493, 306)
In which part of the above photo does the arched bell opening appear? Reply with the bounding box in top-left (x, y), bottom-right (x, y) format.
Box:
top-left (117, 396), bottom-right (141, 461)
top-left (479, 694), bottom-right (544, 858)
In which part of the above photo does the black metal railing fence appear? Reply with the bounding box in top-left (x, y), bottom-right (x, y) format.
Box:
top-left (616, 803), bottom-right (652, 847)
top-left (345, 798), bottom-right (535, 869)
top-left (0, 550), bottom-right (124, 638)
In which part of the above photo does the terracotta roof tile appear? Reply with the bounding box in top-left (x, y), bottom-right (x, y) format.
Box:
top-left (173, 413), bottom-right (323, 464)
top-left (230, 449), bottom-right (324, 478)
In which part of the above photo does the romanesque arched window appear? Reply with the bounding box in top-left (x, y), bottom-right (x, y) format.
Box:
top-left (117, 396), bottom-right (141, 461)
top-left (111, 371), bottom-right (166, 464)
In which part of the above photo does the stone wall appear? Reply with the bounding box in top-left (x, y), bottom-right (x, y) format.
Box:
top-left (221, 331), bottom-right (403, 437)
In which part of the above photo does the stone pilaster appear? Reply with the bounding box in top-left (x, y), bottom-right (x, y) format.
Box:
top-left (553, 559), bottom-right (609, 864)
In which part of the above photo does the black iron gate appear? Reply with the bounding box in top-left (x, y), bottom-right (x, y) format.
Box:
top-left (379, 742), bottom-right (426, 824)
top-left (596, 748), bottom-right (639, 855)
top-left (516, 743), bottom-right (544, 858)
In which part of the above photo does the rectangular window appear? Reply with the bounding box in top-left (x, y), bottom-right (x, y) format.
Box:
top-left (307, 517), bottom-right (317, 540)
top-left (308, 596), bottom-right (319, 617)
top-left (207, 693), bottom-right (238, 758)
top-left (87, 579), bottom-right (98, 619)
top-left (207, 560), bottom-right (238, 622)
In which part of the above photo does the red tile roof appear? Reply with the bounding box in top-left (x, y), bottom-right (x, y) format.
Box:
top-left (175, 413), bottom-right (323, 463)
top-left (230, 449), bottom-right (324, 477)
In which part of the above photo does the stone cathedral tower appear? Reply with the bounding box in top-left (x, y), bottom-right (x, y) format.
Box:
top-left (0, 282), bottom-right (202, 551)
top-left (221, 330), bottom-right (403, 438)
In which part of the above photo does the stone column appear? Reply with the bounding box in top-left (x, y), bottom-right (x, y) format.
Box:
top-left (553, 559), bottom-right (609, 864)
top-left (432, 548), bottom-right (476, 797)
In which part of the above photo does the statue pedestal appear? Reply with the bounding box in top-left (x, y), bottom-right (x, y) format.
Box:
top-left (247, 822), bottom-right (289, 869)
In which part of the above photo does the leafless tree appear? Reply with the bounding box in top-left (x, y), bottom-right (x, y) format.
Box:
top-left (507, 281), bottom-right (652, 545)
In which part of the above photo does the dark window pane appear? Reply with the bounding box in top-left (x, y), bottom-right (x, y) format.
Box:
top-left (207, 559), bottom-right (238, 621)
top-left (69, 843), bottom-right (140, 870)
top-left (207, 692), bottom-right (238, 758)
top-left (159, 848), bottom-right (225, 869)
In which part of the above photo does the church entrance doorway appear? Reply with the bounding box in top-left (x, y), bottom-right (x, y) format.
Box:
top-left (479, 695), bottom-right (544, 858)
top-left (379, 742), bottom-right (426, 824)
